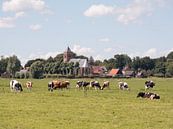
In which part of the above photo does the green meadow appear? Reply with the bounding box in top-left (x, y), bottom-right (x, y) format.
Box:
top-left (0, 78), bottom-right (173, 129)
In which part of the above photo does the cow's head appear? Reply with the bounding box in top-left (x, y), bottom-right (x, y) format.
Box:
top-left (137, 92), bottom-right (145, 98)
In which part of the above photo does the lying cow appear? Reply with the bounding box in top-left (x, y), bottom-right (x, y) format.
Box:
top-left (118, 82), bottom-right (129, 90)
top-left (10, 80), bottom-right (23, 92)
top-left (90, 81), bottom-right (101, 90)
top-left (76, 81), bottom-right (90, 89)
top-left (101, 81), bottom-right (110, 90)
top-left (48, 80), bottom-right (70, 91)
top-left (137, 92), bottom-right (160, 100)
top-left (145, 80), bottom-right (155, 90)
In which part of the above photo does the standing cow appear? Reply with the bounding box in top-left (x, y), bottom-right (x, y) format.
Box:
top-left (101, 81), bottom-right (110, 90)
top-left (145, 80), bottom-right (155, 90)
top-left (26, 81), bottom-right (33, 91)
top-left (10, 80), bottom-right (23, 92)
top-left (48, 80), bottom-right (70, 91)
top-left (89, 81), bottom-right (101, 90)
top-left (118, 82), bottom-right (129, 90)
top-left (76, 81), bottom-right (90, 89)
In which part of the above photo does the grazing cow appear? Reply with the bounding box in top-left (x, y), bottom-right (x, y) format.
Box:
top-left (10, 80), bottom-right (23, 92)
top-left (76, 81), bottom-right (90, 89)
top-left (89, 81), bottom-right (101, 90)
top-left (118, 82), bottom-right (129, 90)
top-left (101, 81), bottom-right (110, 90)
top-left (48, 80), bottom-right (70, 91)
top-left (145, 80), bottom-right (155, 90)
top-left (26, 81), bottom-right (33, 91)
top-left (137, 92), bottom-right (160, 100)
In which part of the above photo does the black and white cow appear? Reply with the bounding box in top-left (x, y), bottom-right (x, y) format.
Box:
top-left (101, 81), bottom-right (110, 90)
top-left (10, 80), bottom-right (23, 92)
top-left (76, 81), bottom-right (90, 89)
top-left (137, 92), bottom-right (160, 100)
top-left (89, 81), bottom-right (101, 90)
top-left (145, 80), bottom-right (155, 90)
top-left (118, 82), bottom-right (129, 90)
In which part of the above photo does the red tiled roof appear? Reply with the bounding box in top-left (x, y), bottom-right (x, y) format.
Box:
top-left (92, 66), bottom-right (106, 74)
top-left (108, 69), bottom-right (120, 76)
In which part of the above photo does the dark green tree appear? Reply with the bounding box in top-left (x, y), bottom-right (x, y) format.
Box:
top-left (30, 61), bottom-right (44, 79)
top-left (114, 54), bottom-right (132, 69)
top-left (0, 57), bottom-right (9, 74)
top-left (6, 55), bottom-right (22, 77)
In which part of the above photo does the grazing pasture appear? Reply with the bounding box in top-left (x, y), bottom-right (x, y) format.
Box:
top-left (0, 78), bottom-right (173, 129)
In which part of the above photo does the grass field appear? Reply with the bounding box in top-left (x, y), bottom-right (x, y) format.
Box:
top-left (0, 78), bottom-right (173, 129)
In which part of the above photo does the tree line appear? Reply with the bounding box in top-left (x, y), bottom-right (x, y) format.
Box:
top-left (0, 51), bottom-right (173, 79)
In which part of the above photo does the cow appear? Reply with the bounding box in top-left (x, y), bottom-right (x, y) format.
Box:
top-left (137, 92), bottom-right (160, 100)
top-left (101, 81), bottom-right (110, 90)
top-left (118, 82), bottom-right (129, 90)
top-left (145, 80), bottom-right (155, 90)
top-left (10, 80), bottom-right (23, 92)
top-left (89, 81), bottom-right (101, 90)
top-left (48, 80), bottom-right (70, 91)
top-left (76, 81), bottom-right (90, 89)
top-left (26, 81), bottom-right (33, 91)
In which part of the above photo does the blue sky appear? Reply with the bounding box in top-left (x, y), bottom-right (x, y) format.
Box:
top-left (0, 0), bottom-right (173, 65)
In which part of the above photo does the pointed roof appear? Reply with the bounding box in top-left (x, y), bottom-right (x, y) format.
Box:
top-left (65, 46), bottom-right (72, 52)
top-left (108, 69), bottom-right (120, 76)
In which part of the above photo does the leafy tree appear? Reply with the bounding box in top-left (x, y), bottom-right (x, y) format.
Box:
top-left (114, 54), bottom-right (132, 69)
top-left (30, 61), bottom-right (44, 79)
top-left (0, 57), bottom-right (9, 74)
top-left (132, 56), bottom-right (141, 71)
top-left (167, 51), bottom-right (173, 60)
top-left (103, 58), bottom-right (116, 71)
top-left (6, 55), bottom-right (22, 77)
top-left (140, 57), bottom-right (155, 71)
top-left (166, 62), bottom-right (173, 76)
top-left (54, 53), bottom-right (64, 63)
top-left (25, 58), bottom-right (45, 68)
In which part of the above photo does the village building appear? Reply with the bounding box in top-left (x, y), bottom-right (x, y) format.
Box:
top-left (63, 47), bottom-right (91, 76)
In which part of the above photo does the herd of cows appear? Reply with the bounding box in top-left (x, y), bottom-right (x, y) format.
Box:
top-left (9, 79), bottom-right (160, 100)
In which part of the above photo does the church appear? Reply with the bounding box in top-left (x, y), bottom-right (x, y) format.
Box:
top-left (63, 47), bottom-right (92, 76)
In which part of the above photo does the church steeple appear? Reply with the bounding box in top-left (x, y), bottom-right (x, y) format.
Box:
top-left (63, 46), bottom-right (75, 63)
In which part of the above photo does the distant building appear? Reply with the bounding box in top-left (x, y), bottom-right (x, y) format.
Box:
top-left (91, 66), bottom-right (107, 76)
top-left (63, 47), bottom-right (75, 63)
top-left (63, 47), bottom-right (91, 76)
top-left (108, 69), bottom-right (122, 77)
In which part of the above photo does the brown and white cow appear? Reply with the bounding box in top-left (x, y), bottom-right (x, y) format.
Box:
top-left (101, 81), bottom-right (110, 90)
top-left (26, 81), bottom-right (33, 91)
top-left (48, 80), bottom-right (70, 91)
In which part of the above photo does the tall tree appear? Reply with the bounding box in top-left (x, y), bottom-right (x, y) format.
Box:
top-left (114, 54), bottom-right (132, 69)
top-left (30, 61), bottom-right (44, 79)
top-left (0, 57), bottom-right (9, 74)
top-left (167, 51), bottom-right (173, 60)
top-left (6, 55), bottom-right (22, 76)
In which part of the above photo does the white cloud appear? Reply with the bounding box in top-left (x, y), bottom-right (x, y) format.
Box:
top-left (29, 24), bottom-right (42, 31)
top-left (143, 48), bottom-right (157, 58)
top-left (15, 11), bottom-right (25, 18)
top-left (2, 0), bottom-right (49, 14)
top-left (84, 4), bottom-right (114, 17)
top-left (104, 48), bottom-right (113, 53)
top-left (99, 38), bottom-right (110, 42)
top-left (72, 44), bottom-right (94, 57)
top-left (94, 54), bottom-right (104, 61)
top-left (84, 0), bottom-right (170, 24)
top-left (0, 16), bottom-right (15, 28)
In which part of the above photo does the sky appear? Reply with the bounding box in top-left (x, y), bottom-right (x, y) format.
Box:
top-left (0, 0), bottom-right (173, 65)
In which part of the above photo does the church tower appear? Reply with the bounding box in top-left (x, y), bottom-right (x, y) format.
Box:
top-left (63, 47), bottom-right (75, 63)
